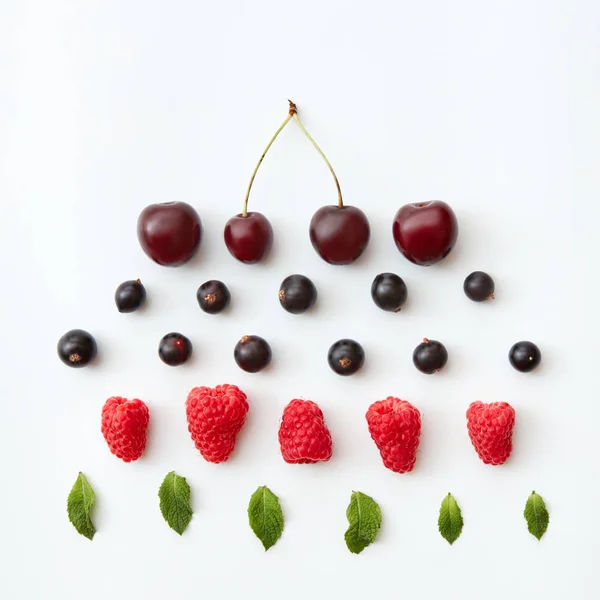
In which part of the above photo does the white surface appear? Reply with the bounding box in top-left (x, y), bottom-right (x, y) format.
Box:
top-left (1, 1), bottom-right (599, 598)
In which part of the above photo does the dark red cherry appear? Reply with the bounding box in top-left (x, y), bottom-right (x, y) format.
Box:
top-left (137, 202), bottom-right (201, 266)
top-left (309, 205), bottom-right (370, 265)
top-left (392, 201), bottom-right (458, 266)
top-left (224, 212), bottom-right (273, 264)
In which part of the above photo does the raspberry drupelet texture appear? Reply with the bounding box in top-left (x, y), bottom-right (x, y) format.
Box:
top-left (366, 397), bottom-right (421, 473)
top-left (278, 399), bottom-right (333, 464)
top-left (101, 397), bottom-right (149, 462)
top-left (466, 401), bottom-right (515, 465)
top-left (186, 384), bottom-right (249, 463)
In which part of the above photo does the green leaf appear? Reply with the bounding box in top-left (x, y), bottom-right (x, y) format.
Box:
top-left (67, 472), bottom-right (96, 540)
top-left (158, 471), bottom-right (193, 535)
top-left (248, 485), bottom-right (284, 550)
top-left (524, 491), bottom-right (549, 540)
top-left (438, 493), bottom-right (463, 545)
top-left (344, 491), bottom-right (382, 554)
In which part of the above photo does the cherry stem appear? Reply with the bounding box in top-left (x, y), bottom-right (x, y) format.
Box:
top-left (242, 107), bottom-right (296, 217)
top-left (291, 106), bottom-right (344, 208)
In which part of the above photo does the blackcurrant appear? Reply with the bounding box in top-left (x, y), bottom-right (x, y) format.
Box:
top-left (463, 271), bottom-right (494, 302)
top-left (278, 274), bottom-right (317, 314)
top-left (158, 332), bottom-right (192, 366)
top-left (413, 338), bottom-right (448, 374)
top-left (509, 341), bottom-right (541, 372)
top-left (115, 279), bottom-right (146, 313)
top-left (234, 335), bottom-right (272, 373)
top-left (327, 339), bottom-right (365, 376)
top-left (197, 280), bottom-right (230, 314)
top-left (57, 329), bottom-right (97, 368)
top-left (371, 272), bottom-right (407, 312)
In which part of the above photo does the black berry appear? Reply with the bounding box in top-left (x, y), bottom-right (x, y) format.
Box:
top-left (413, 338), bottom-right (448, 374)
top-left (278, 274), bottom-right (317, 314)
top-left (234, 335), bottom-right (272, 373)
top-left (463, 271), bottom-right (495, 302)
top-left (159, 332), bottom-right (192, 366)
top-left (509, 341), bottom-right (541, 373)
top-left (57, 329), bottom-right (97, 368)
top-left (371, 272), bottom-right (408, 312)
top-left (197, 280), bottom-right (230, 314)
top-left (327, 339), bottom-right (365, 376)
top-left (115, 279), bottom-right (146, 313)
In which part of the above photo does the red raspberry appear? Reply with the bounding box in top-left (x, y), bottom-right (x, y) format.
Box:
top-left (278, 399), bottom-right (332, 464)
top-left (366, 397), bottom-right (421, 473)
top-left (101, 397), bottom-right (149, 462)
top-left (186, 384), bottom-right (249, 463)
top-left (466, 401), bottom-right (515, 465)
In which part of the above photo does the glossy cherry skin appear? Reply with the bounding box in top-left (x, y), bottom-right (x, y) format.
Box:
top-left (309, 205), bottom-right (370, 265)
top-left (224, 212), bottom-right (273, 264)
top-left (392, 201), bottom-right (458, 266)
top-left (137, 202), bottom-right (201, 266)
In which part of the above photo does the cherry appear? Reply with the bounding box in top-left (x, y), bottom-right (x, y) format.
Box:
top-left (283, 103), bottom-right (369, 265)
top-left (224, 212), bottom-right (273, 264)
top-left (137, 202), bottom-right (201, 266)
top-left (224, 105), bottom-right (300, 264)
top-left (392, 201), bottom-right (458, 266)
top-left (310, 206), bottom-right (370, 265)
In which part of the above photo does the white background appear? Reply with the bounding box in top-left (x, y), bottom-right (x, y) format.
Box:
top-left (1, 1), bottom-right (599, 598)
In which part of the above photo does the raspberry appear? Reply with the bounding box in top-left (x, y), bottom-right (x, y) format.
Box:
top-left (366, 397), bottom-right (421, 473)
top-left (101, 397), bottom-right (149, 462)
top-left (278, 399), bottom-right (332, 464)
top-left (466, 401), bottom-right (515, 465)
top-left (186, 384), bottom-right (249, 463)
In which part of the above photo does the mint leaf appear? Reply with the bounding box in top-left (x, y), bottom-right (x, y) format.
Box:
top-left (248, 485), bottom-right (284, 550)
top-left (344, 491), bottom-right (381, 554)
top-left (158, 471), bottom-right (192, 535)
top-left (524, 491), bottom-right (549, 540)
top-left (67, 472), bottom-right (96, 540)
top-left (438, 493), bottom-right (463, 545)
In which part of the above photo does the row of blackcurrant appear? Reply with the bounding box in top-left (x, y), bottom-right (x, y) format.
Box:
top-left (115, 271), bottom-right (494, 317)
top-left (57, 328), bottom-right (541, 374)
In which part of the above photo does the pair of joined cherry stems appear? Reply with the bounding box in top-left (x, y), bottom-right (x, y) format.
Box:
top-left (224, 100), bottom-right (369, 266)
top-left (244, 100), bottom-right (342, 216)
top-left (137, 101), bottom-right (459, 267)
